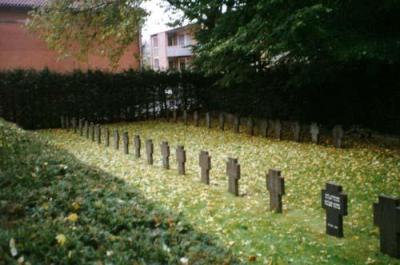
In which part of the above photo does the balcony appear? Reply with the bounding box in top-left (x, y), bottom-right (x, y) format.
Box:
top-left (166, 46), bottom-right (192, 57)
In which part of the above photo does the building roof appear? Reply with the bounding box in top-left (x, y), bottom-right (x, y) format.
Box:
top-left (0, 0), bottom-right (47, 9)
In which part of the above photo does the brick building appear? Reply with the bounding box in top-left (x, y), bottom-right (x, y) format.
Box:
top-left (0, 0), bottom-right (141, 72)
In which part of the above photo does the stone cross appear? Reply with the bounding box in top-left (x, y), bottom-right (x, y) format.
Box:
top-left (274, 120), bottom-right (282, 140)
top-left (219, 113), bottom-right (225, 130)
top-left (90, 122), bottom-right (95, 141)
top-left (260, 120), bottom-right (269, 137)
top-left (310, 123), bottom-right (319, 144)
top-left (194, 111), bottom-right (199, 126)
top-left (146, 139), bottom-right (154, 165)
top-left (292, 122), bottom-right (301, 142)
top-left (183, 110), bottom-right (188, 125)
top-left (172, 109), bottom-right (177, 122)
top-left (95, 124), bottom-right (101, 144)
top-left (161, 141), bottom-right (170, 169)
top-left (60, 116), bottom-right (65, 129)
top-left (233, 116), bottom-right (240, 133)
top-left (78, 119), bottom-right (84, 136)
top-left (332, 125), bottom-right (344, 148)
top-left (113, 129), bottom-right (119, 150)
top-left (85, 120), bottom-right (89, 138)
top-left (248, 118), bottom-right (255, 136)
top-left (122, 132), bottom-right (129, 154)
top-left (205, 112), bottom-right (211, 128)
top-left (104, 128), bottom-right (110, 147)
top-left (199, 151), bottom-right (211, 185)
top-left (267, 169), bottom-right (285, 213)
top-left (176, 145), bottom-right (186, 175)
top-left (227, 158), bottom-right (240, 196)
top-left (321, 182), bottom-right (348, 237)
top-left (72, 117), bottom-right (77, 133)
top-left (134, 135), bottom-right (141, 158)
top-left (373, 195), bottom-right (400, 258)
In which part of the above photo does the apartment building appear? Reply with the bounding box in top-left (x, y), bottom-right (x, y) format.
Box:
top-left (150, 24), bottom-right (196, 71)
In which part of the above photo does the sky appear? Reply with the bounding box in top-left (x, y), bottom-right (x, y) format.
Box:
top-left (141, 0), bottom-right (183, 43)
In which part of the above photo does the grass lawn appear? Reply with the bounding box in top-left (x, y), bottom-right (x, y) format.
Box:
top-left (36, 120), bottom-right (400, 264)
top-left (0, 120), bottom-right (237, 264)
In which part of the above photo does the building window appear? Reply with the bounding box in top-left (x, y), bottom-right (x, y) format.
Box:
top-left (152, 36), bottom-right (158, 47)
top-left (178, 35), bottom-right (185, 47)
top-left (154, 59), bottom-right (159, 70)
top-left (179, 60), bottom-right (186, 70)
top-left (168, 33), bottom-right (177, 46)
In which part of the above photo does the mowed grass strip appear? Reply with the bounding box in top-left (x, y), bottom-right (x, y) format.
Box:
top-left (0, 119), bottom-right (238, 265)
top-left (39, 120), bottom-right (400, 265)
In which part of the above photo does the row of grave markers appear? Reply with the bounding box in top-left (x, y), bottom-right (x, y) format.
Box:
top-left (61, 116), bottom-right (399, 259)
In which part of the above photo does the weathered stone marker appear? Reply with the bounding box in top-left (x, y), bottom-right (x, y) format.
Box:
top-left (194, 111), bottom-right (199, 126)
top-left (199, 151), bottom-right (211, 185)
top-left (113, 129), bottom-right (119, 150)
top-left (78, 119), bottom-right (84, 136)
top-left (321, 182), bottom-right (348, 238)
top-left (310, 123), bottom-right (319, 144)
top-left (176, 145), bottom-right (186, 175)
top-left (95, 124), bottom-right (101, 144)
top-left (267, 169), bottom-right (285, 213)
top-left (226, 158), bottom-right (240, 196)
top-left (373, 195), bottom-right (400, 258)
top-left (292, 122), bottom-right (301, 142)
top-left (134, 135), bottom-right (141, 158)
top-left (161, 141), bottom-right (170, 169)
top-left (274, 120), bottom-right (282, 140)
top-left (72, 117), bottom-right (77, 133)
top-left (332, 125), bottom-right (344, 148)
top-left (260, 120), bottom-right (268, 137)
top-left (85, 121), bottom-right (89, 138)
top-left (122, 132), bottom-right (129, 154)
top-left (60, 116), bottom-right (65, 129)
top-left (205, 112), bottom-right (211, 128)
top-left (104, 128), bottom-right (110, 147)
top-left (146, 139), bottom-right (154, 165)
top-left (183, 110), bottom-right (188, 125)
top-left (90, 122), bottom-right (95, 141)
top-left (219, 113), bottom-right (225, 130)
top-left (248, 118), bottom-right (255, 136)
top-left (233, 116), bottom-right (240, 133)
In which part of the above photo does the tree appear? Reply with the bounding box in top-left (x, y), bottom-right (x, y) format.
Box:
top-left (27, 0), bottom-right (147, 68)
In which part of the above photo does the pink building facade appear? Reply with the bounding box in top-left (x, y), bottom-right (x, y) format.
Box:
top-left (150, 25), bottom-right (196, 71)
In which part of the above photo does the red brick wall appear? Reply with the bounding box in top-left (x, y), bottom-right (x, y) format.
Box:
top-left (0, 9), bottom-right (141, 72)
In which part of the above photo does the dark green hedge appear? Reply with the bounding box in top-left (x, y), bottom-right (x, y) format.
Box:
top-left (1, 62), bottom-right (399, 133)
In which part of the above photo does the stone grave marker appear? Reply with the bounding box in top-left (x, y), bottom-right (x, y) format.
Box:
top-left (274, 120), bottom-right (282, 140)
top-left (104, 128), bottom-right (110, 147)
top-left (176, 145), bottom-right (186, 175)
top-left (161, 141), bottom-right (170, 169)
top-left (85, 121), bottom-right (89, 138)
top-left (321, 182), bottom-right (348, 237)
top-left (206, 112), bottom-right (211, 128)
top-left (219, 113), bottom-right (225, 130)
top-left (60, 116), bottom-right (65, 129)
top-left (310, 123), bottom-right (320, 144)
top-left (199, 151), bottom-right (211, 185)
top-left (146, 139), bottom-right (154, 165)
top-left (90, 122), bottom-right (95, 141)
top-left (65, 116), bottom-right (70, 129)
top-left (134, 135), bottom-right (141, 158)
top-left (267, 169), bottom-right (285, 213)
top-left (122, 132), bottom-right (129, 154)
top-left (332, 125), bottom-right (344, 148)
top-left (260, 119), bottom-right (269, 137)
top-left (183, 110), bottom-right (188, 125)
top-left (113, 129), bottom-right (119, 150)
top-left (233, 116), bottom-right (240, 133)
top-left (226, 158), bottom-right (240, 196)
top-left (194, 111), bottom-right (199, 126)
top-left (72, 117), bottom-right (77, 133)
top-left (292, 122), bottom-right (301, 142)
top-left (248, 118), bottom-right (255, 136)
top-left (78, 119), bottom-right (84, 136)
top-left (373, 195), bottom-right (400, 258)
top-left (95, 124), bottom-right (101, 144)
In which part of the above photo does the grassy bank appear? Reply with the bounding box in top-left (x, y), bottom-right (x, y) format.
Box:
top-left (0, 119), bottom-right (237, 264)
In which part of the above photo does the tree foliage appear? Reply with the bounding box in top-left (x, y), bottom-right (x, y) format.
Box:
top-left (27, 0), bottom-right (147, 68)
top-left (167, 0), bottom-right (400, 84)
